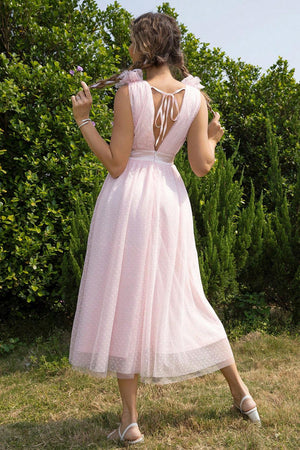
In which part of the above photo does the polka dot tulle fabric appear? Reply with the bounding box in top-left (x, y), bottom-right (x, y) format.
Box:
top-left (68, 73), bottom-right (235, 384)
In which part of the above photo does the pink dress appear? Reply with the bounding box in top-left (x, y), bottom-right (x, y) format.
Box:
top-left (68, 69), bottom-right (235, 384)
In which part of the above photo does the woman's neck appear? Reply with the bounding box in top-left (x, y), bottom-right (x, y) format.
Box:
top-left (145, 64), bottom-right (173, 82)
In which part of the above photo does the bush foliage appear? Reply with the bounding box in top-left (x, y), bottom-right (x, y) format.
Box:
top-left (1, 0), bottom-right (299, 329)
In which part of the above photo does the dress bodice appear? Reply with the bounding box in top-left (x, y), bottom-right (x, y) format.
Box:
top-left (116, 69), bottom-right (204, 159)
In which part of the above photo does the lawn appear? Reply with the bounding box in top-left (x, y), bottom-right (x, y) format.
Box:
top-left (0, 327), bottom-right (299, 449)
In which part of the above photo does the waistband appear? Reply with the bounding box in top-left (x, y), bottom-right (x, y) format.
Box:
top-left (129, 149), bottom-right (174, 165)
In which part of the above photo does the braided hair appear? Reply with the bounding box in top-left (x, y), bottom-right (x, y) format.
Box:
top-left (90, 12), bottom-right (213, 112)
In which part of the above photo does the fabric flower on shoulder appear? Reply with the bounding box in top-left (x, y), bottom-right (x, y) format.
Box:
top-left (115, 69), bottom-right (143, 88)
top-left (182, 74), bottom-right (205, 90)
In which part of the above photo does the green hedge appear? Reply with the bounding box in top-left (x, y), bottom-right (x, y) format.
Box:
top-left (0, 0), bottom-right (299, 328)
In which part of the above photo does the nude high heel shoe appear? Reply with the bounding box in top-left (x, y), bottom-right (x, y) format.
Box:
top-left (233, 394), bottom-right (262, 425)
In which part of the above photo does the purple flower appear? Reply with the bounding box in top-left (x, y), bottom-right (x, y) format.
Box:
top-left (69, 70), bottom-right (74, 75)
top-left (76, 65), bottom-right (84, 72)
top-left (92, 121), bottom-right (95, 127)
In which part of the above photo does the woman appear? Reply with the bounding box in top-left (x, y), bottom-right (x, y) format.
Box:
top-left (69, 12), bottom-right (261, 446)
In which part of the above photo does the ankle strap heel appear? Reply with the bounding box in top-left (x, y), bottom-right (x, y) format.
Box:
top-left (234, 394), bottom-right (262, 425)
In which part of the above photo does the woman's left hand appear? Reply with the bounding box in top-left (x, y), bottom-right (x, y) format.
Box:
top-left (71, 81), bottom-right (93, 125)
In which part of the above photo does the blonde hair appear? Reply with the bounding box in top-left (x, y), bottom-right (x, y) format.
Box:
top-left (90, 12), bottom-right (213, 112)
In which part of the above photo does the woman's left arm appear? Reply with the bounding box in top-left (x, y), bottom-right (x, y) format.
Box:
top-left (71, 81), bottom-right (134, 179)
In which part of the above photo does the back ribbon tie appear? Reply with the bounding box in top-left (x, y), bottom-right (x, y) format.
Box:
top-left (152, 86), bottom-right (185, 147)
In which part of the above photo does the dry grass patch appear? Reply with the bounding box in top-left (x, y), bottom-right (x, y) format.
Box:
top-left (0, 329), bottom-right (299, 449)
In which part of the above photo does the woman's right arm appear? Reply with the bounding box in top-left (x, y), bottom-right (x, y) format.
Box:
top-left (187, 91), bottom-right (224, 177)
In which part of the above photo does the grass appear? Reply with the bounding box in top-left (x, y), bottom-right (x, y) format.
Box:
top-left (0, 325), bottom-right (299, 449)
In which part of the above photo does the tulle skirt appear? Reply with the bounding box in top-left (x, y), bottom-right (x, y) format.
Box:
top-left (68, 157), bottom-right (235, 384)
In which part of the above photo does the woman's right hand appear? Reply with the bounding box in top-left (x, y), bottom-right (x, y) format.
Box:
top-left (208, 111), bottom-right (224, 144)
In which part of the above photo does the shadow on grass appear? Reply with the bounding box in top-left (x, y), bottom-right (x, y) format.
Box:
top-left (0, 403), bottom-right (246, 449)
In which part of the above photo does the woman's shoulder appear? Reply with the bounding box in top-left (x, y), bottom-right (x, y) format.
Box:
top-left (140, 74), bottom-right (205, 93)
top-left (114, 70), bottom-right (204, 92)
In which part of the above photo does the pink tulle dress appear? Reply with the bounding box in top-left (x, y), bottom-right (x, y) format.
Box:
top-left (68, 69), bottom-right (235, 384)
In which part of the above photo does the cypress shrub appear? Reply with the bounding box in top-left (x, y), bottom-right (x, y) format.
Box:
top-left (57, 182), bottom-right (102, 318)
top-left (261, 118), bottom-right (299, 323)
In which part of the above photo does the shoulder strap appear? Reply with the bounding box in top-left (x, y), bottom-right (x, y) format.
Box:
top-left (115, 69), bottom-right (143, 88)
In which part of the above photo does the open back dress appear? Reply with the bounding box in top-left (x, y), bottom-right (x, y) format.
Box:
top-left (68, 69), bottom-right (235, 384)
